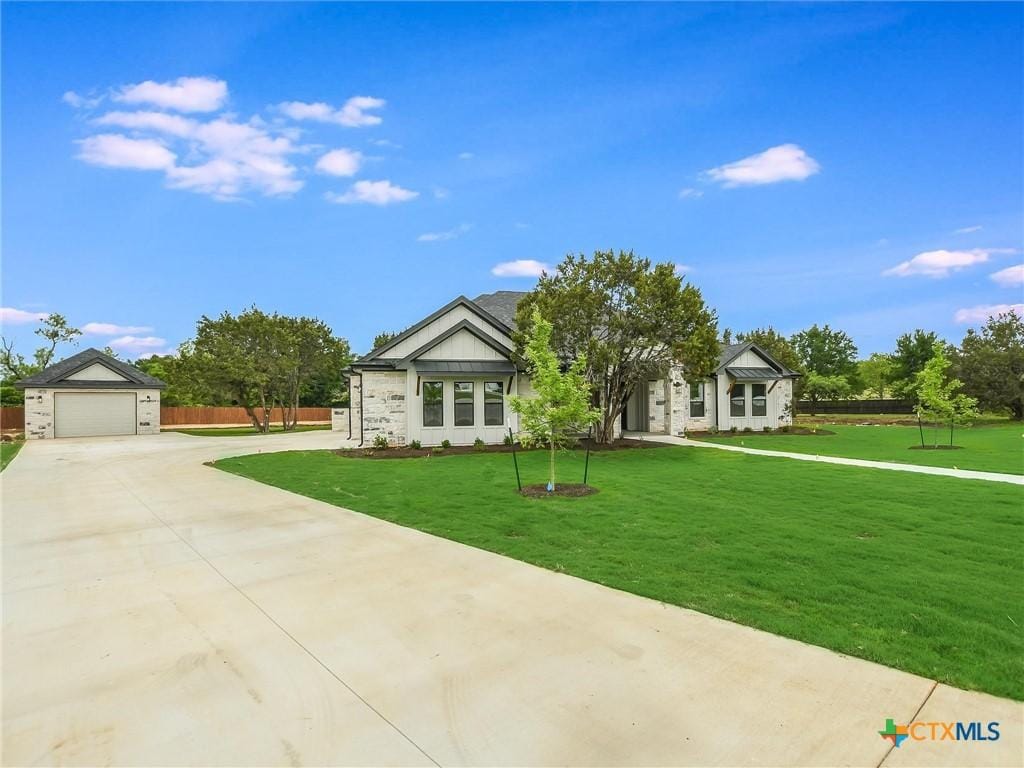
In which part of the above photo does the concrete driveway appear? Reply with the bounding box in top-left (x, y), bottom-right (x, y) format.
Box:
top-left (3, 433), bottom-right (1020, 767)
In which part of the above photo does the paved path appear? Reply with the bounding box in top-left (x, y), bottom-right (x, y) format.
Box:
top-left (2, 433), bottom-right (1021, 766)
top-left (633, 433), bottom-right (1024, 485)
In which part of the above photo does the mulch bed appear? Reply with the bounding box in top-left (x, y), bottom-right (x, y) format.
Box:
top-left (334, 437), bottom-right (663, 460)
top-left (519, 483), bottom-right (598, 498)
top-left (909, 445), bottom-right (965, 451)
top-left (687, 427), bottom-right (835, 438)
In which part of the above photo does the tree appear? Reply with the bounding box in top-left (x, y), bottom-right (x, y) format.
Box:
top-left (514, 250), bottom-right (718, 443)
top-left (510, 310), bottom-right (600, 491)
top-left (1, 314), bottom-right (82, 405)
top-left (1, 313), bottom-right (82, 380)
top-left (955, 312), bottom-right (1024, 420)
top-left (891, 329), bottom-right (939, 400)
top-left (182, 308), bottom-right (350, 431)
top-left (914, 343), bottom-right (978, 446)
top-left (858, 353), bottom-right (896, 399)
top-left (373, 331), bottom-right (398, 350)
top-left (736, 327), bottom-right (802, 373)
top-left (801, 372), bottom-right (853, 411)
top-left (790, 324), bottom-right (858, 380)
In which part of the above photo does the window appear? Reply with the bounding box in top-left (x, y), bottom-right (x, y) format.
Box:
top-left (752, 383), bottom-right (767, 417)
top-left (730, 383), bottom-right (746, 417)
top-left (454, 382), bottom-right (474, 426)
top-left (422, 381), bottom-right (443, 427)
top-left (688, 380), bottom-right (705, 418)
top-left (484, 381), bottom-right (504, 426)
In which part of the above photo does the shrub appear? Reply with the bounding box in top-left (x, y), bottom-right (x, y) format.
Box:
top-left (708, 425), bottom-right (719, 435)
top-left (473, 437), bottom-right (486, 451)
top-left (743, 426), bottom-right (753, 433)
top-left (409, 439), bottom-right (422, 450)
top-left (781, 425), bottom-right (790, 433)
top-left (729, 426), bottom-right (738, 433)
top-left (432, 446), bottom-right (445, 454)
top-left (372, 434), bottom-right (389, 449)
top-left (503, 433), bottom-right (514, 446)
top-left (441, 439), bottom-right (452, 449)
top-left (762, 426), bottom-right (772, 433)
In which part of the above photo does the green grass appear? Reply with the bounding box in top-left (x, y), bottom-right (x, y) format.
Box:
top-left (0, 440), bottom-right (24, 471)
top-left (168, 424), bottom-right (330, 437)
top-left (216, 446), bottom-right (1023, 700)
top-left (700, 423), bottom-right (1024, 475)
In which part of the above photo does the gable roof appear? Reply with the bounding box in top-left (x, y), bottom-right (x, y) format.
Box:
top-left (14, 348), bottom-right (167, 389)
top-left (396, 319), bottom-right (513, 367)
top-left (472, 291), bottom-right (529, 329)
top-left (356, 295), bottom-right (512, 365)
top-left (715, 341), bottom-right (799, 378)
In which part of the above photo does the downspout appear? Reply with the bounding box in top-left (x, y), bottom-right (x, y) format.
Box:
top-left (358, 371), bottom-right (365, 447)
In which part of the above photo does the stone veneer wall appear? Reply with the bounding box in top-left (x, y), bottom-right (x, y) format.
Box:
top-left (647, 378), bottom-right (667, 434)
top-left (22, 388), bottom-right (161, 439)
top-left (331, 408), bottom-right (351, 437)
top-left (360, 371), bottom-right (408, 446)
top-left (667, 364), bottom-right (687, 436)
top-left (777, 379), bottom-right (795, 426)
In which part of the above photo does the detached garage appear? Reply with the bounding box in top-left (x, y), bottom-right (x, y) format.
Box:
top-left (15, 348), bottom-right (166, 440)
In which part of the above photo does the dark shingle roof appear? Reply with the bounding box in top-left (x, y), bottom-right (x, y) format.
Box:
top-left (472, 291), bottom-right (529, 329)
top-left (14, 348), bottom-right (166, 389)
top-left (716, 341), bottom-right (799, 378)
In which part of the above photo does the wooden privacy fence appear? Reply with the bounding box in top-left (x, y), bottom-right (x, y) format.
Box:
top-left (159, 406), bottom-right (332, 426)
top-left (1, 407), bottom-right (25, 430)
top-left (797, 399), bottom-right (914, 415)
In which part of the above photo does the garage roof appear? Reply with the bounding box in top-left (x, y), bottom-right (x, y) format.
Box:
top-left (14, 348), bottom-right (167, 390)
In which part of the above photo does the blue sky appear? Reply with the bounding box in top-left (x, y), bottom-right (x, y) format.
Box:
top-left (2, 2), bottom-right (1022, 360)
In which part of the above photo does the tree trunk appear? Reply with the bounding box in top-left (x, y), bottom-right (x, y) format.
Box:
top-left (549, 439), bottom-right (556, 491)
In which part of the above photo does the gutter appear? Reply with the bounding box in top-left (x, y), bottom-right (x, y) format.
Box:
top-left (357, 371), bottom-right (364, 446)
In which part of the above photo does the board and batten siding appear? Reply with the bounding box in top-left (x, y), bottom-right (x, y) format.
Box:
top-left (417, 329), bottom-right (506, 360)
top-left (383, 305), bottom-right (512, 358)
top-left (63, 362), bottom-right (131, 381)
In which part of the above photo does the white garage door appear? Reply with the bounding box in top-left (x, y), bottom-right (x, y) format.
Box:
top-left (54, 392), bottom-right (137, 438)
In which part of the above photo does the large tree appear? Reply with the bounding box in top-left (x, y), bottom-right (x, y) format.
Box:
top-left (890, 329), bottom-right (939, 399)
top-left (1, 314), bottom-right (82, 404)
top-left (791, 324), bottom-right (858, 378)
top-left (182, 307), bottom-right (350, 432)
top-left (858, 352), bottom-right (896, 399)
top-left (514, 250), bottom-right (718, 443)
top-left (954, 312), bottom-right (1024, 420)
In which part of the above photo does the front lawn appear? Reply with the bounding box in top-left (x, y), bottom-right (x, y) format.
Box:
top-left (168, 424), bottom-right (331, 437)
top-left (0, 440), bottom-right (24, 471)
top-left (699, 423), bottom-right (1023, 475)
top-left (216, 445), bottom-right (1023, 700)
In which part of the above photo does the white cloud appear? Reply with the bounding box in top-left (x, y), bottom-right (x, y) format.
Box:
top-left (954, 225), bottom-right (983, 234)
top-left (369, 138), bottom-right (401, 149)
top-left (0, 308), bottom-right (49, 325)
top-left (883, 248), bottom-right (1014, 278)
top-left (278, 96), bottom-right (385, 127)
top-left (704, 143), bottom-right (820, 187)
top-left (82, 322), bottom-right (154, 335)
top-left (432, 186), bottom-right (450, 200)
top-left (678, 187), bottom-right (703, 199)
top-left (458, 152), bottom-right (474, 160)
top-left (954, 304), bottom-right (1024, 323)
top-left (63, 90), bottom-right (102, 109)
top-left (315, 148), bottom-right (363, 177)
top-left (325, 180), bottom-right (418, 206)
top-left (114, 76), bottom-right (228, 113)
top-left (417, 223), bottom-right (471, 242)
top-left (491, 259), bottom-right (550, 278)
top-left (108, 335), bottom-right (168, 354)
top-left (674, 264), bottom-right (694, 275)
top-left (95, 110), bottom-right (197, 138)
top-left (76, 134), bottom-right (177, 171)
top-left (991, 264), bottom-right (1024, 287)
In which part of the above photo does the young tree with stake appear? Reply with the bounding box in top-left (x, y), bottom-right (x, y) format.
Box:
top-left (510, 310), bottom-right (600, 492)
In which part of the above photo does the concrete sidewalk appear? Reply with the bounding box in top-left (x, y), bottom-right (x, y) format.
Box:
top-left (634, 432), bottom-right (1024, 485)
top-left (3, 433), bottom-right (1021, 766)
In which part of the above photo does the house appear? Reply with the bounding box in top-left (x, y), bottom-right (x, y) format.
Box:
top-left (344, 292), bottom-right (798, 446)
top-left (15, 348), bottom-right (165, 439)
